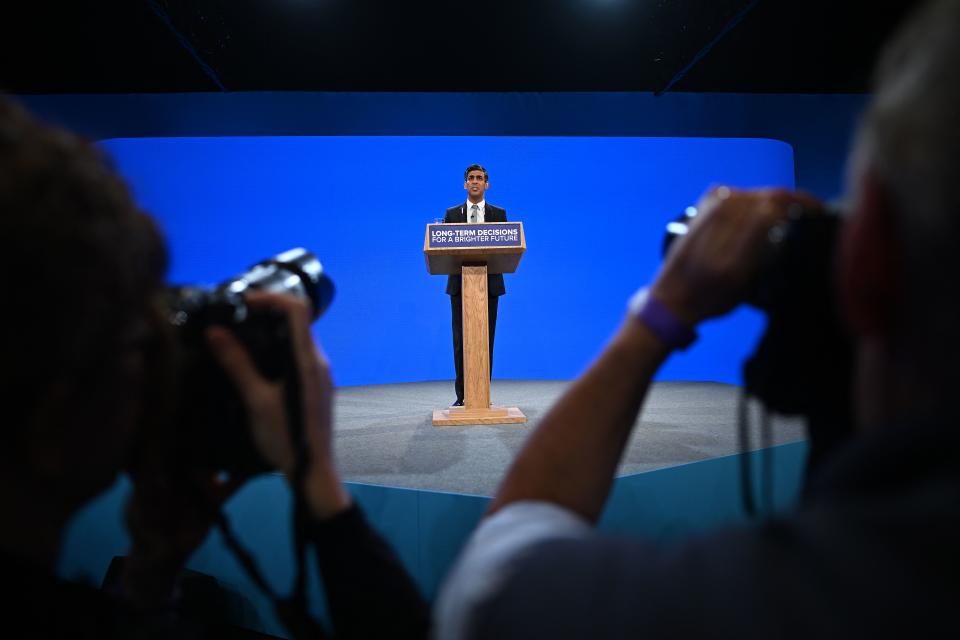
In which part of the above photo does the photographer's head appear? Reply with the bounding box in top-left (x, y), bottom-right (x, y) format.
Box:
top-left (840, 0), bottom-right (960, 426)
top-left (0, 97), bottom-right (167, 564)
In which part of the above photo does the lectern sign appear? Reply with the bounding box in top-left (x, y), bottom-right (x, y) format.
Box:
top-left (428, 222), bottom-right (523, 248)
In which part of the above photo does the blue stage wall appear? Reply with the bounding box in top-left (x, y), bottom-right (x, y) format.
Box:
top-left (99, 135), bottom-right (791, 386)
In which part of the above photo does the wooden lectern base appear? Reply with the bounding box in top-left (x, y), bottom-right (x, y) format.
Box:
top-left (432, 406), bottom-right (527, 427)
top-left (428, 257), bottom-right (529, 427)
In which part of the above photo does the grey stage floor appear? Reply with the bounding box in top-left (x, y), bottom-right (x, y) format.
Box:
top-left (330, 380), bottom-right (806, 497)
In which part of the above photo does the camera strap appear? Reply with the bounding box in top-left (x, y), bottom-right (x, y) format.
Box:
top-left (278, 348), bottom-right (322, 638)
top-left (737, 390), bottom-right (775, 518)
top-left (212, 326), bottom-right (328, 640)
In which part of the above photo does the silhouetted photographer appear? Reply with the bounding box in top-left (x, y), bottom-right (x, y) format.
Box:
top-left (436, 2), bottom-right (960, 638)
top-left (0, 97), bottom-right (428, 639)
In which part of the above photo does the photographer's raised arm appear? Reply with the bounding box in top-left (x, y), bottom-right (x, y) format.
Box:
top-left (207, 292), bottom-right (429, 639)
top-left (488, 187), bottom-right (821, 522)
top-left (487, 312), bottom-right (671, 522)
top-left (206, 292), bottom-right (351, 518)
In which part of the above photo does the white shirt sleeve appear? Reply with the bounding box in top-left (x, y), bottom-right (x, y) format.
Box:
top-left (433, 501), bottom-right (592, 640)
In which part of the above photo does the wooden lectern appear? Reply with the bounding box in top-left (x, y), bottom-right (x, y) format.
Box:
top-left (424, 221), bottom-right (528, 426)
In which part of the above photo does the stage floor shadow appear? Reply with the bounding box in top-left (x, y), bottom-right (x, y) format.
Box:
top-left (333, 379), bottom-right (806, 496)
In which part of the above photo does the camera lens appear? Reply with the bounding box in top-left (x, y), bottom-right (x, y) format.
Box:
top-left (162, 248), bottom-right (336, 473)
top-left (218, 248), bottom-right (335, 320)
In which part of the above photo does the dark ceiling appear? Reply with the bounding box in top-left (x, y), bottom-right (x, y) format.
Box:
top-left (2, 1), bottom-right (920, 94)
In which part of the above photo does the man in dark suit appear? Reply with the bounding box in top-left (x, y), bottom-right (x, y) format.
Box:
top-left (444, 164), bottom-right (506, 406)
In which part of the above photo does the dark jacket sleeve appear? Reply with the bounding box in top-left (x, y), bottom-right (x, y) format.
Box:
top-left (308, 505), bottom-right (430, 640)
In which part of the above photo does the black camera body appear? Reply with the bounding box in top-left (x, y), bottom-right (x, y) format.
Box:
top-left (164, 248), bottom-right (334, 473)
top-left (663, 205), bottom-right (853, 425)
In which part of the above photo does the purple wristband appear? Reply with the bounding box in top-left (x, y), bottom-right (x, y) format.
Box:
top-left (628, 287), bottom-right (697, 350)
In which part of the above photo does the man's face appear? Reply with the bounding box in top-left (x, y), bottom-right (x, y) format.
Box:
top-left (464, 170), bottom-right (489, 201)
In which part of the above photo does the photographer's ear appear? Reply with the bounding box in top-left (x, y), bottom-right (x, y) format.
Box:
top-left (837, 170), bottom-right (903, 341)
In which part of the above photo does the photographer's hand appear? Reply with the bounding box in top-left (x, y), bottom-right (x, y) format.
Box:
top-left (210, 294), bottom-right (430, 639)
top-left (206, 292), bottom-right (351, 521)
top-left (651, 186), bottom-right (823, 325)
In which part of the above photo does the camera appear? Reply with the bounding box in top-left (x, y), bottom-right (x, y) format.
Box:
top-left (163, 248), bottom-right (335, 473)
top-left (662, 203), bottom-right (853, 427)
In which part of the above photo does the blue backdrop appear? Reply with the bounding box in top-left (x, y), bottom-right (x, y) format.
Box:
top-left (100, 135), bottom-right (794, 386)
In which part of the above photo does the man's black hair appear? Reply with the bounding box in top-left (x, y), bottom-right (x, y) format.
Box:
top-left (464, 164), bottom-right (488, 181)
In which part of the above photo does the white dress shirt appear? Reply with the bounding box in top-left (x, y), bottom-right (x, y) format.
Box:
top-left (466, 200), bottom-right (486, 223)
top-left (433, 500), bottom-right (592, 639)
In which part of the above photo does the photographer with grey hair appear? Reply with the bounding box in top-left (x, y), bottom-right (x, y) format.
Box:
top-left (435, 1), bottom-right (960, 637)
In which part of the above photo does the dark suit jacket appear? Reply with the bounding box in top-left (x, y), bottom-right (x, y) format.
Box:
top-left (444, 202), bottom-right (507, 297)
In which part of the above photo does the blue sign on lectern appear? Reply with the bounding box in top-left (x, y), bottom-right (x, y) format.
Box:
top-left (428, 222), bottom-right (522, 249)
